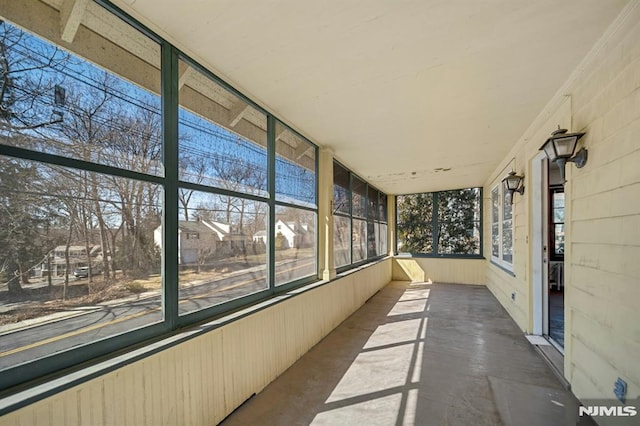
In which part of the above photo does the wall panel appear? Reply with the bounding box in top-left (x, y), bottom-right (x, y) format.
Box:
top-left (392, 258), bottom-right (485, 285)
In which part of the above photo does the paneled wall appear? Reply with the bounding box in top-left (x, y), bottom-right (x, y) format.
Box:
top-left (392, 257), bottom-right (485, 285)
top-left (1, 259), bottom-right (391, 426)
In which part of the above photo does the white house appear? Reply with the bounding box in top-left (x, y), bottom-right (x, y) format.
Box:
top-left (254, 220), bottom-right (312, 249)
top-left (276, 220), bottom-right (296, 249)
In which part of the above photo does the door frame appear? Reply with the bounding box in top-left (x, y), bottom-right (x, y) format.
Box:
top-left (531, 152), bottom-right (549, 336)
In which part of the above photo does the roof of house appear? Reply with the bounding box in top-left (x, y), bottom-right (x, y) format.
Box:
top-left (178, 220), bottom-right (214, 234)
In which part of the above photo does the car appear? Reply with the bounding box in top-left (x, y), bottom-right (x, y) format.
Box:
top-left (73, 266), bottom-right (102, 278)
top-left (73, 267), bottom-right (89, 278)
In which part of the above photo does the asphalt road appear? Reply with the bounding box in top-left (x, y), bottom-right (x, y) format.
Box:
top-left (0, 258), bottom-right (316, 370)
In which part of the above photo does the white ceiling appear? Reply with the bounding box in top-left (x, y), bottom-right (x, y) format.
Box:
top-left (114, 0), bottom-right (628, 194)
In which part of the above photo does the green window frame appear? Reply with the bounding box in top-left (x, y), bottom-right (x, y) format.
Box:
top-left (332, 160), bottom-right (387, 272)
top-left (396, 188), bottom-right (483, 258)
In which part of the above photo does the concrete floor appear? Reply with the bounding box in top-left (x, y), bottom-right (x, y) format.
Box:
top-left (221, 281), bottom-right (593, 426)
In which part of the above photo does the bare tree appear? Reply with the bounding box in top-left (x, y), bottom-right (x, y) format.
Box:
top-left (179, 155), bottom-right (208, 221)
top-left (0, 20), bottom-right (70, 133)
top-left (102, 107), bottom-right (162, 277)
top-left (211, 154), bottom-right (266, 231)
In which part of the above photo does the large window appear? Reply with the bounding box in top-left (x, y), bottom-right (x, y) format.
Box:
top-left (177, 57), bottom-right (270, 314)
top-left (274, 121), bottom-right (318, 286)
top-left (0, 11), bottom-right (164, 385)
top-left (333, 163), bottom-right (351, 268)
top-left (0, 3), bottom-right (317, 392)
top-left (332, 161), bottom-right (387, 270)
top-left (396, 188), bottom-right (482, 256)
top-left (491, 184), bottom-right (513, 269)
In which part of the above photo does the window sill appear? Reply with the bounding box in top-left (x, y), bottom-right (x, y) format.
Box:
top-left (395, 253), bottom-right (485, 260)
top-left (490, 260), bottom-right (516, 277)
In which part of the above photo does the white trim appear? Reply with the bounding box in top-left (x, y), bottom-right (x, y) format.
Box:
top-left (531, 152), bottom-right (547, 335)
top-left (490, 183), bottom-right (514, 272)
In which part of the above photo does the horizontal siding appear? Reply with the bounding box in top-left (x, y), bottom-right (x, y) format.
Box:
top-left (571, 308), bottom-right (640, 399)
top-left (567, 6), bottom-right (640, 408)
top-left (571, 242), bottom-right (640, 278)
top-left (572, 181), bottom-right (640, 221)
top-left (571, 265), bottom-right (638, 317)
top-left (572, 215), bottom-right (640, 246)
top-left (1, 259), bottom-right (392, 426)
top-left (486, 264), bottom-right (527, 331)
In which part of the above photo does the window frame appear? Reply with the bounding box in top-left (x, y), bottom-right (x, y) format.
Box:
top-left (490, 183), bottom-right (514, 272)
top-left (332, 160), bottom-right (388, 274)
top-left (395, 188), bottom-right (483, 259)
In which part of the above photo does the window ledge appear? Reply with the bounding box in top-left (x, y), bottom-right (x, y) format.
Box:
top-left (490, 260), bottom-right (516, 277)
top-left (395, 253), bottom-right (485, 260)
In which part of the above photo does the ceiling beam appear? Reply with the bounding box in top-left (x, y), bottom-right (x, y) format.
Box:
top-left (276, 128), bottom-right (288, 142)
top-left (60, 0), bottom-right (89, 43)
top-left (178, 65), bottom-right (195, 91)
top-left (294, 143), bottom-right (312, 161)
top-left (228, 100), bottom-right (250, 127)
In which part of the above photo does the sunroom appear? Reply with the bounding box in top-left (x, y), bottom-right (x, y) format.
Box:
top-left (0, 0), bottom-right (639, 424)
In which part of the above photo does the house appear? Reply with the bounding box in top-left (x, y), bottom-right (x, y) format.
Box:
top-left (40, 245), bottom-right (103, 277)
top-left (275, 220), bottom-right (295, 249)
top-left (254, 220), bottom-right (313, 249)
top-left (252, 230), bottom-right (267, 244)
top-left (154, 219), bottom-right (248, 264)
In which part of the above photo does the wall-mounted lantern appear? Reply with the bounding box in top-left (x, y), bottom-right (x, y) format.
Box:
top-left (502, 171), bottom-right (525, 204)
top-left (539, 128), bottom-right (587, 182)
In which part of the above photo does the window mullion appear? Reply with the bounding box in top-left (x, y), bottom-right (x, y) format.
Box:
top-left (348, 171), bottom-right (353, 265)
top-left (267, 115), bottom-right (276, 290)
top-left (497, 186), bottom-right (502, 262)
top-left (162, 42), bottom-right (179, 327)
top-left (432, 192), bottom-right (439, 255)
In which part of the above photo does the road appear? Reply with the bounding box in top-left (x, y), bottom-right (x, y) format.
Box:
top-left (0, 258), bottom-right (316, 370)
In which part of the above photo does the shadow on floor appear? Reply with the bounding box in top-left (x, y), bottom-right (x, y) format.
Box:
top-left (221, 281), bottom-right (591, 426)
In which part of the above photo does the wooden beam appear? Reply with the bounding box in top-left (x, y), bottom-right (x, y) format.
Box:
top-left (294, 143), bottom-right (312, 161)
top-left (275, 128), bottom-right (288, 142)
top-left (60, 0), bottom-right (89, 43)
top-left (228, 100), bottom-right (250, 127)
top-left (178, 65), bottom-right (195, 91)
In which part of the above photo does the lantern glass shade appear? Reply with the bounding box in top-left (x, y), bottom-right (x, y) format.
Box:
top-left (542, 140), bottom-right (557, 161)
top-left (502, 171), bottom-right (525, 204)
top-left (540, 129), bottom-right (585, 162)
top-left (504, 173), bottom-right (522, 191)
top-left (553, 135), bottom-right (579, 158)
